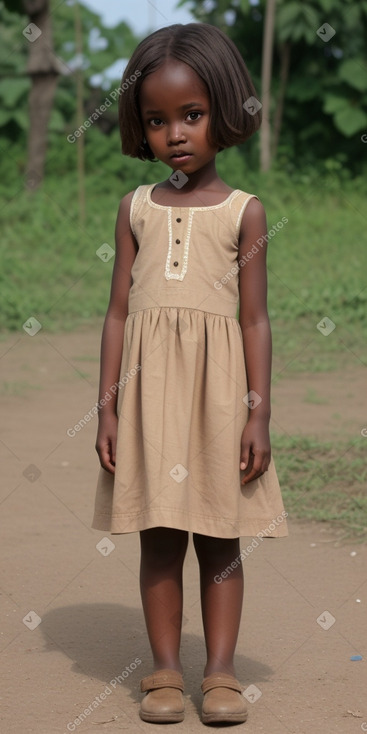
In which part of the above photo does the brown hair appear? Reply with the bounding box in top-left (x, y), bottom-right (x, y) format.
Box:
top-left (118, 23), bottom-right (261, 161)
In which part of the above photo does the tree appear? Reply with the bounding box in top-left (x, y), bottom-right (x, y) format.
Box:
top-left (0, 0), bottom-right (140, 187)
top-left (260, 0), bottom-right (276, 171)
top-left (4, 0), bottom-right (62, 190)
top-left (178, 0), bottom-right (367, 173)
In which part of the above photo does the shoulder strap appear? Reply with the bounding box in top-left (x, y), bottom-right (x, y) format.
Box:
top-left (229, 190), bottom-right (259, 240)
top-left (129, 184), bottom-right (152, 238)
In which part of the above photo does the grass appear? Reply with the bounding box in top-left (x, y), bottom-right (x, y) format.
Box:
top-left (1, 161), bottom-right (366, 538)
top-left (0, 380), bottom-right (42, 396)
top-left (0, 163), bottom-right (366, 373)
top-left (272, 434), bottom-right (367, 541)
top-left (302, 388), bottom-right (329, 405)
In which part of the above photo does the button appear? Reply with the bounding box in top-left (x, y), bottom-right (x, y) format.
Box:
top-left (173, 261), bottom-right (179, 267)
top-left (176, 218), bottom-right (181, 222)
top-left (175, 239), bottom-right (180, 244)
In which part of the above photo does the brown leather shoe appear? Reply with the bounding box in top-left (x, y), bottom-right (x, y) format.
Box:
top-left (139, 669), bottom-right (185, 723)
top-left (201, 672), bottom-right (248, 724)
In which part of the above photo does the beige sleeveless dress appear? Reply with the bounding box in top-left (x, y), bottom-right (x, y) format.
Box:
top-left (92, 183), bottom-right (288, 539)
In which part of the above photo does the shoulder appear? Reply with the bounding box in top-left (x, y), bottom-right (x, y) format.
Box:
top-left (116, 187), bottom-right (143, 229)
top-left (238, 194), bottom-right (267, 243)
top-left (117, 189), bottom-right (135, 213)
top-left (118, 187), bottom-right (140, 212)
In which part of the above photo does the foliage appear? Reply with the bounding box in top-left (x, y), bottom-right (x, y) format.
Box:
top-left (0, 0), bottom-right (140, 145)
top-left (0, 164), bottom-right (366, 379)
top-left (178, 0), bottom-right (367, 171)
top-left (1, 0), bottom-right (367, 177)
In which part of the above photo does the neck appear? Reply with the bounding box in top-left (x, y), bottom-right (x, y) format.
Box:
top-left (170, 159), bottom-right (219, 192)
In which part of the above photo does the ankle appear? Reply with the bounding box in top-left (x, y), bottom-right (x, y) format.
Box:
top-left (203, 663), bottom-right (236, 678)
top-left (153, 660), bottom-right (183, 674)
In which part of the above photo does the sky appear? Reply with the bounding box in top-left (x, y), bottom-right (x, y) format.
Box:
top-left (80, 0), bottom-right (195, 85)
top-left (82, 0), bottom-right (195, 35)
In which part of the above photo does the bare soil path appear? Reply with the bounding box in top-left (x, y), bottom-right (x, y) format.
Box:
top-left (0, 327), bottom-right (366, 733)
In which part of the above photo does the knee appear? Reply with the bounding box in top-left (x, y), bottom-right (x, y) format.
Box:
top-left (193, 534), bottom-right (240, 566)
top-left (140, 528), bottom-right (188, 566)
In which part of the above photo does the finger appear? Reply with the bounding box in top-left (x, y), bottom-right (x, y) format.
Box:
top-left (259, 452), bottom-right (271, 475)
top-left (110, 436), bottom-right (117, 467)
top-left (240, 443), bottom-right (251, 471)
top-left (241, 452), bottom-right (263, 484)
top-left (241, 466), bottom-right (264, 485)
top-left (99, 443), bottom-right (116, 474)
top-left (242, 452), bottom-right (272, 484)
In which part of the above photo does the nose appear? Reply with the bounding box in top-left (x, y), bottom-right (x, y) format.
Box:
top-left (166, 122), bottom-right (186, 145)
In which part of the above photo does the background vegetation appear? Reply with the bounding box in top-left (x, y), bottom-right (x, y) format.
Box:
top-left (0, 0), bottom-right (366, 538)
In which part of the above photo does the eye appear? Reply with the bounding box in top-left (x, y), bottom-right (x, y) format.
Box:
top-left (187, 111), bottom-right (201, 121)
top-left (149, 118), bottom-right (163, 127)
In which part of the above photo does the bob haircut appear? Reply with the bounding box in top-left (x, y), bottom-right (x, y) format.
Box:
top-left (118, 23), bottom-right (261, 161)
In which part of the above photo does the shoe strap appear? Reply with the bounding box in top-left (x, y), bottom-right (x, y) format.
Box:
top-left (141, 669), bottom-right (184, 693)
top-left (201, 673), bottom-right (242, 695)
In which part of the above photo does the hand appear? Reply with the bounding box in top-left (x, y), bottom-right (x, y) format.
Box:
top-left (240, 418), bottom-right (271, 485)
top-left (95, 413), bottom-right (118, 474)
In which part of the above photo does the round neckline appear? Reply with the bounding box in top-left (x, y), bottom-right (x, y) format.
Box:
top-left (147, 183), bottom-right (239, 211)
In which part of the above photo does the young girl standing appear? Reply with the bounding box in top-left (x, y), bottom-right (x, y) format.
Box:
top-left (93, 22), bottom-right (288, 725)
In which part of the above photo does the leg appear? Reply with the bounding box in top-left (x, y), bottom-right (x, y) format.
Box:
top-left (140, 527), bottom-right (189, 672)
top-left (193, 534), bottom-right (244, 677)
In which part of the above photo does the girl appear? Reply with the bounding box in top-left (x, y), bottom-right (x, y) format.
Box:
top-left (93, 22), bottom-right (288, 726)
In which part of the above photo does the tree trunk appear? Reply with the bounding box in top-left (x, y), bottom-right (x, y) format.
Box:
top-left (260, 0), bottom-right (277, 172)
top-left (271, 41), bottom-right (291, 160)
top-left (23, 0), bottom-right (62, 190)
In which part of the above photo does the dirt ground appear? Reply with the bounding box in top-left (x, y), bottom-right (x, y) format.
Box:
top-left (1, 326), bottom-right (366, 734)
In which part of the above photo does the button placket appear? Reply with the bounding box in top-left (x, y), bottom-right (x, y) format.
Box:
top-left (165, 210), bottom-right (193, 281)
top-left (174, 218), bottom-right (181, 266)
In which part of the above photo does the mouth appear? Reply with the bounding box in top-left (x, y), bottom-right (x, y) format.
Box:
top-left (170, 152), bottom-right (192, 163)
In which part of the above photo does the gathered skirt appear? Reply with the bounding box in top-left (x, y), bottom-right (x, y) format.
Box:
top-left (92, 306), bottom-right (288, 539)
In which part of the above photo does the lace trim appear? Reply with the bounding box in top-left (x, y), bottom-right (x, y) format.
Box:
top-left (148, 184), bottom-right (240, 211)
top-left (164, 209), bottom-right (194, 281)
top-left (235, 194), bottom-right (259, 239)
top-left (129, 186), bottom-right (143, 240)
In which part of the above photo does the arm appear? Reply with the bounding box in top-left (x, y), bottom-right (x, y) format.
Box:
top-left (95, 191), bottom-right (137, 473)
top-left (237, 197), bottom-right (272, 485)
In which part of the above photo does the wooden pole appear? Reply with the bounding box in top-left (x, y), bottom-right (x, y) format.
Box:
top-left (260, 0), bottom-right (276, 172)
top-left (74, 0), bottom-right (85, 226)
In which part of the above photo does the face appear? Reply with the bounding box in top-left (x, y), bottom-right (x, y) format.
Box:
top-left (139, 60), bottom-right (219, 173)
